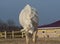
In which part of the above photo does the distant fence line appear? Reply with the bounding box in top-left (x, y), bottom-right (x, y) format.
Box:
top-left (0, 31), bottom-right (25, 39)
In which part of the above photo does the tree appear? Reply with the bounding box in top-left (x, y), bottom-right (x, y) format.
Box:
top-left (0, 19), bottom-right (4, 26)
top-left (7, 19), bottom-right (16, 26)
top-left (0, 18), bottom-right (8, 31)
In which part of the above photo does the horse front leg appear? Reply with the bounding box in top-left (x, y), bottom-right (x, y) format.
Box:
top-left (33, 31), bottom-right (37, 44)
top-left (26, 32), bottom-right (30, 44)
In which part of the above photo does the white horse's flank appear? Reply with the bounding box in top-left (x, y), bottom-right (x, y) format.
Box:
top-left (19, 4), bottom-right (39, 44)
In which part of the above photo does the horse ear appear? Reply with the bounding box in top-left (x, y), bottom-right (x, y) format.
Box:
top-left (25, 4), bottom-right (31, 11)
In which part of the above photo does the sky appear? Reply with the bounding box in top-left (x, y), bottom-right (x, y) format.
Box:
top-left (0, 0), bottom-right (60, 26)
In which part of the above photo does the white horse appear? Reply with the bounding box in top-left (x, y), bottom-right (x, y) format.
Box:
top-left (19, 4), bottom-right (39, 44)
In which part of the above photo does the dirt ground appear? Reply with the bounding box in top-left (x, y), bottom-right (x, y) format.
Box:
top-left (0, 38), bottom-right (60, 44)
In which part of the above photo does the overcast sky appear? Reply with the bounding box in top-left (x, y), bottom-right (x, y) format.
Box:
top-left (0, 0), bottom-right (60, 26)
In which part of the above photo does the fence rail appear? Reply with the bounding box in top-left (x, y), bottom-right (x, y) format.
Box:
top-left (0, 31), bottom-right (25, 39)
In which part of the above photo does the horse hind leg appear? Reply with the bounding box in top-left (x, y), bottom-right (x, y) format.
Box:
top-left (32, 31), bottom-right (37, 44)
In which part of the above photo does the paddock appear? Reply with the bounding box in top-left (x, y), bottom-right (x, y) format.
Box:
top-left (0, 38), bottom-right (60, 44)
top-left (0, 27), bottom-right (60, 39)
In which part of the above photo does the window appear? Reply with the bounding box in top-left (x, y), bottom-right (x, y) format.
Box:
top-left (42, 31), bottom-right (45, 33)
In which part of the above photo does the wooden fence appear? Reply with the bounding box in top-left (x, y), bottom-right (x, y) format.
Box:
top-left (0, 31), bottom-right (25, 39)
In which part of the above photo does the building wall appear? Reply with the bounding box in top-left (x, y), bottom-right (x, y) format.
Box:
top-left (37, 28), bottom-right (60, 38)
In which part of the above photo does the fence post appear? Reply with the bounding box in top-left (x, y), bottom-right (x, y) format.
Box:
top-left (4, 31), bottom-right (6, 39)
top-left (12, 31), bottom-right (14, 38)
top-left (22, 32), bottom-right (24, 38)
